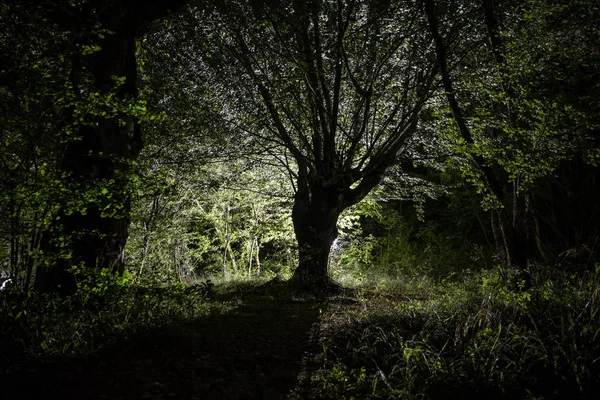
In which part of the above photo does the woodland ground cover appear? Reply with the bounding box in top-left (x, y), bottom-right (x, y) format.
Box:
top-left (1, 268), bottom-right (598, 399)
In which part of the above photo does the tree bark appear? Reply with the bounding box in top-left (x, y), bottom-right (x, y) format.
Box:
top-left (220, 0), bottom-right (427, 290)
top-left (290, 181), bottom-right (344, 289)
top-left (35, 19), bottom-right (139, 294)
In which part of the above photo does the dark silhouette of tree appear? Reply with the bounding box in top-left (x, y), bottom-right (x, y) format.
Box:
top-left (15, 0), bottom-right (192, 294)
top-left (424, 0), bottom-right (529, 278)
top-left (192, 0), bottom-right (438, 288)
top-left (424, 0), bottom-right (600, 282)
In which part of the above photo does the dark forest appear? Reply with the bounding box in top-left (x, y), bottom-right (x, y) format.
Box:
top-left (1, 0), bottom-right (599, 398)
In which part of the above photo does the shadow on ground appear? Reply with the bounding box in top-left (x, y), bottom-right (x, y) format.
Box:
top-left (1, 284), bottom-right (322, 400)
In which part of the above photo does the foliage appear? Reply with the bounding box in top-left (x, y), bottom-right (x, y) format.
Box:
top-left (1, 1), bottom-right (599, 397)
top-left (333, 188), bottom-right (494, 282)
top-left (0, 1), bottom-right (162, 289)
top-left (428, 0), bottom-right (600, 270)
top-left (309, 269), bottom-right (600, 399)
top-left (0, 274), bottom-right (216, 365)
top-left (2, 266), bottom-right (599, 399)
top-left (0, 1), bottom-right (73, 287)
top-left (127, 157), bottom-right (297, 284)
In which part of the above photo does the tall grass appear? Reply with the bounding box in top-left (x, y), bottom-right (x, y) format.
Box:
top-left (2, 266), bottom-right (598, 399)
top-left (310, 268), bottom-right (600, 399)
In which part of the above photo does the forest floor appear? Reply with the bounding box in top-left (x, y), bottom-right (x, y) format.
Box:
top-left (1, 279), bottom-right (371, 400)
top-left (2, 274), bottom-right (599, 399)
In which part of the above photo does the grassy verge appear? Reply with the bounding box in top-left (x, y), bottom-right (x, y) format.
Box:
top-left (0, 279), bottom-right (221, 367)
top-left (0, 276), bottom-right (320, 399)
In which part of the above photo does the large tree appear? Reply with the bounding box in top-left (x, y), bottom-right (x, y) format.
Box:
top-left (189, 0), bottom-right (438, 288)
top-left (423, 0), bottom-right (530, 275)
top-left (4, 0), bottom-right (192, 293)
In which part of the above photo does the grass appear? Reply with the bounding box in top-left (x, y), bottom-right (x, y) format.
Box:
top-left (306, 269), bottom-right (600, 399)
top-left (1, 268), bottom-right (599, 399)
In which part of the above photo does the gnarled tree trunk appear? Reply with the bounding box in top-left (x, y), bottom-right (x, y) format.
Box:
top-left (291, 182), bottom-right (344, 288)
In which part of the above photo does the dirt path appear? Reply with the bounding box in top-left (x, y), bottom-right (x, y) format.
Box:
top-left (3, 287), bottom-right (327, 399)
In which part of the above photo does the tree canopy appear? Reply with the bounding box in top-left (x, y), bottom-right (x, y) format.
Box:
top-left (1, 0), bottom-right (599, 290)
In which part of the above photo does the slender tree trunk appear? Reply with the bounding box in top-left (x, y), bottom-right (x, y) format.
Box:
top-left (255, 238), bottom-right (261, 276)
top-left (222, 202), bottom-right (232, 278)
top-left (248, 239), bottom-right (254, 277)
top-left (228, 243), bottom-right (238, 272)
top-left (484, 0), bottom-right (532, 282)
top-left (139, 196), bottom-right (160, 277)
top-left (8, 186), bottom-right (17, 279)
top-left (424, 0), bottom-right (530, 285)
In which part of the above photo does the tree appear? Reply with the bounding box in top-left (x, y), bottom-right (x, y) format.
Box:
top-left (126, 154), bottom-right (296, 283)
top-left (424, 0), bottom-right (600, 280)
top-left (1, 0), bottom-right (190, 293)
top-left (424, 0), bottom-right (528, 276)
top-left (187, 0), bottom-right (438, 288)
top-left (127, 20), bottom-right (298, 283)
top-left (0, 1), bottom-right (71, 289)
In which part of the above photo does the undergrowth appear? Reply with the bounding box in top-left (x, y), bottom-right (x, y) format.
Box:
top-left (309, 268), bottom-right (600, 399)
top-left (0, 273), bottom-right (219, 369)
top-left (1, 267), bottom-right (598, 399)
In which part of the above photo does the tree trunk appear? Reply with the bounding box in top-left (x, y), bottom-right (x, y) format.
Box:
top-left (35, 8), bottom-right (140, 294)
top-left (424, 0), bottom-right (531, 285)
top-left (290, 183), bottom-right (344, 289)
top-left (254, 238), bottom-right (261, 276)
top-left (31, 1), bottom-right (191, 294)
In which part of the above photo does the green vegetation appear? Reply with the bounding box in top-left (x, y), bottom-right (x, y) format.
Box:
top-left (1, 0), bottom-right (599, 398)
top-left (2, 270), bottom-right (599, 398)
top-left (310, 269), bottom-right (600, 399)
